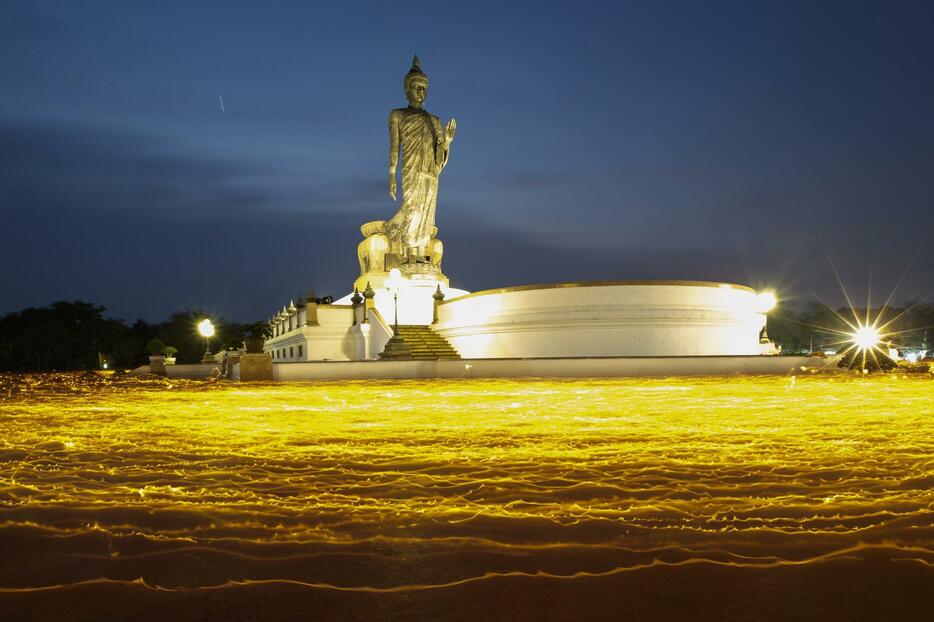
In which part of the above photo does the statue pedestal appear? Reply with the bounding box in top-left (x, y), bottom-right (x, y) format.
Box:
top-left (354, 220), bottom-right (448, 292)
top-left (349, 220), bottom-right (468, 326)
top-left (370, 274), bottom-right (463, 326)
top-left (356, 265), bottom-right (450, 296)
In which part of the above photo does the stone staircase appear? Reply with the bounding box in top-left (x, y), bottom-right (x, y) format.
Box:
top-left (392, 325), bottom-right (461, 360)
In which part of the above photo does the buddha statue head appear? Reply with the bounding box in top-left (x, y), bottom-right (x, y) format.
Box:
top-left (404, 55), bottom-right (429, 108)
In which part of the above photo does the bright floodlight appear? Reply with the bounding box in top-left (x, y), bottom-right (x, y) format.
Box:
top-left (755, 291), bottom-right (777, 313)
top-left (386, 267), bottom-right (402, 291)
top-left (852, 325), bottom-right (880, 351)
top-left (197, 319), bottom-right (215, 338)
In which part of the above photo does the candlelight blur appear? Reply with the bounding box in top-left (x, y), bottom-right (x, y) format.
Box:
top-left (1, 373), bottom-right (931, 617)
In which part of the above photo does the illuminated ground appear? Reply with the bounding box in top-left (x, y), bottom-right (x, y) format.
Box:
top-left (1, 372), bottom-right (932, 620)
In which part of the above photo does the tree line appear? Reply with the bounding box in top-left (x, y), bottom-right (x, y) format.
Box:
top-left (0, 301), bottom-right (256, 372)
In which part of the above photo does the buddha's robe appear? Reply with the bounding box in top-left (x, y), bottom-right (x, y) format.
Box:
top-left (385, 107), bottom-right (449, 251)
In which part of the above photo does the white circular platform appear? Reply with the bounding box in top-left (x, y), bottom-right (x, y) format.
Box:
top-left (434, 280), bottom-right (768, 358)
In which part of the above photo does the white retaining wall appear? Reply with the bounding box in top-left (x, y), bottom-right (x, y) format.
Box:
top-left (435, 281), bottom-right (768, 358)
top-left (271, 355), bottom-right (819, 381)
top-left (166, 364), bottom-right (220, 378)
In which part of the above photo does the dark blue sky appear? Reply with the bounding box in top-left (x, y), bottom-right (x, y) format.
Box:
top-left (2, 0), bottom-right (932, 322)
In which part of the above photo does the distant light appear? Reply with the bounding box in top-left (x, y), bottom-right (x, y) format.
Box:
top-left (198, 319), bottom-right (215, 338)
top-left (755, 291), bottom-right (777, 313)
top-left (852, 325), bottom-right (880, 351)
top-left (102, 363), bottom-right (108, 369)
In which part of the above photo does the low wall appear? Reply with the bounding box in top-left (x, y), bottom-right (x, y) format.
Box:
top-left (165, 364), bottom-right (220, 378)
top-left (435, 281), bottom-right (769, 358)
top-left (272, 355), bottom-right (821, 381)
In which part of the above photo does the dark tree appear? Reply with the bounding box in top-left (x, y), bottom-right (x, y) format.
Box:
top-left (0, 301), bottom-right (122, 371)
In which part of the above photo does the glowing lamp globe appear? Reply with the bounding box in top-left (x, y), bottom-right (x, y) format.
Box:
top-left (852, 325), bottom-right (880, 351)
top-left (197, 319), bottom-right (215, 338)
top-left (386, 268), bottom-right (402, 291)
top-left (755, 291), bottom-right (777, 313)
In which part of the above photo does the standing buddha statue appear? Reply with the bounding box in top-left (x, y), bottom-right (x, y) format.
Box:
top-left (384, 55), bottom-right (457, 264)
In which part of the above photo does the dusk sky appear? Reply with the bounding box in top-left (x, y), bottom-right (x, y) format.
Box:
top-left (2, 0), bottom-right (932, 323)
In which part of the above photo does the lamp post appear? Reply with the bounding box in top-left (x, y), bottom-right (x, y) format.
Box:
top-left (755, 291), bottom-right (777, 314)
top-left (198, 319), bottom-right (215, 364)
top-left (385, 267), bottom-right (402, 336)
top-left (755, 291), bottom-right (779, 354)
top-left (378, 268), bottom-right (411, 360)
top-left (755, 291), bottom-right (777, 339)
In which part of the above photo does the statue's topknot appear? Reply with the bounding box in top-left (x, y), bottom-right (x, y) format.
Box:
top-left (404, 54), bottom-right (429, 89)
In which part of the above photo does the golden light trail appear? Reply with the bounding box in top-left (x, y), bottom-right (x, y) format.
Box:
top-left (0, 372), bottom-right (932, 616)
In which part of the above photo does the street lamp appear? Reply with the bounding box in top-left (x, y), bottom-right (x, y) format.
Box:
top-left (755, 291), bottom-right (778, 349)
top-left (198, 318), bottom-right (215, 363)
top-left (755, 291), bottom-right (777, 313)
top-left (852, 325), bottom-right (880, 352)
top-left (378, 268), bottom-right (411, 360)
top-left (385, 267), bottom-right (402, 336)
